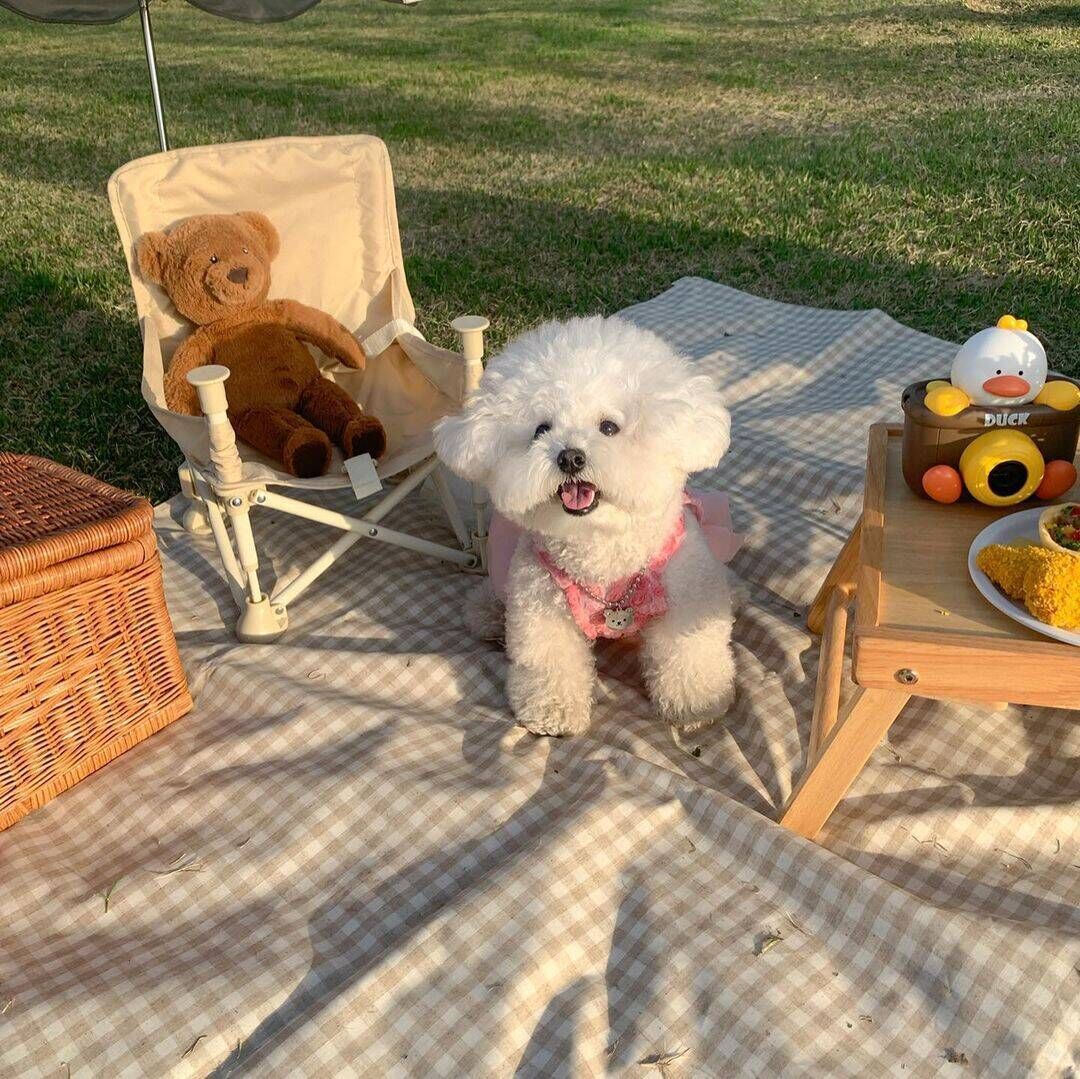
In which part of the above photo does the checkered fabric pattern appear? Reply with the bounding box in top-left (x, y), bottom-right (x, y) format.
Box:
top-left (1, 279), bottom-right (1077, 1078)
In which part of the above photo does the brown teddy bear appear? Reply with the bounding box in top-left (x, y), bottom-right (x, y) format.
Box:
top-left (137, 210), bottom-right (386, 478)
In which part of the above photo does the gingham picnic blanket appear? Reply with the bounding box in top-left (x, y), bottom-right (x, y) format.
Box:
top-left (2, 279), bottom-right (1077, 1078)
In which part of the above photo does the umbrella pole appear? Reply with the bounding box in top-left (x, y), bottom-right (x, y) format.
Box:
top-left (138, 0), bottom-right (169, 152)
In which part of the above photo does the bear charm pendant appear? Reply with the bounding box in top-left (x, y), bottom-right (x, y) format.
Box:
top-left (604, 607), bottom-right (635, 631)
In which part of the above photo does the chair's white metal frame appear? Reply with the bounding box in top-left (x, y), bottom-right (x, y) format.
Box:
top-left (177, 315), bottom-right (490, 643)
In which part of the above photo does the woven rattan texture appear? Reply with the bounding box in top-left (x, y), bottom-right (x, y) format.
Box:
top-left (0, 453), bottom-right (152, 584)
top-left (0, 456), bottom-right (190, 830)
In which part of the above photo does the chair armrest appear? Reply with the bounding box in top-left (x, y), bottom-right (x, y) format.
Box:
top-left (451, 315), bottom-right (489, 395)
top-left (186, 365), bottom-right (244, 485)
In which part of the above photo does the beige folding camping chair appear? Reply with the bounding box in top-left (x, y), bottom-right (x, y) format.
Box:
top-left (108, 134), bottom-right (488, 642)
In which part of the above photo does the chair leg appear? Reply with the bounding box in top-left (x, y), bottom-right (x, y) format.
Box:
top-left (451, 315), bottom-right (491, 574)
top-left (181, 502), bottom-right (212, 536)
top-left (202, 497), bottom-right (247, 607)
top-left (470, 481), bottom-right (489, 571)
top-left (185, 365), bottom-right (287, 643)
top-left (225, 493), bottom-right (288, 643)
top-left (430, 465), bottom-right (470, 548)
top-left (178, 461), bottom-right (211, 535)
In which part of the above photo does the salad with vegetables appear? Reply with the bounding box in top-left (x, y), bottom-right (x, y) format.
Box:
top-left (1047, 504), bottom-right (1080, 552)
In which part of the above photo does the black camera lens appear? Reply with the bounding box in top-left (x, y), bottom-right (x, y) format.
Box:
top-left (987, 460), bottom-right (1028, 497)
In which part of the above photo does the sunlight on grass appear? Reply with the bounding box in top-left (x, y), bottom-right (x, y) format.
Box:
top-left (1, 0), bottom-right (1076, 498)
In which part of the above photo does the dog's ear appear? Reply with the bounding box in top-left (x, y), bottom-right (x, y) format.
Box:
top-left (659, 373), bottom-right (731, 475)
top-left (434, 398), bottom-right (502, 483)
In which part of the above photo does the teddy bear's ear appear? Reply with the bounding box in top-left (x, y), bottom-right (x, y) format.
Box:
top-left (136, 230), bottom-right (169, 284)
top-left (237, 211), bottom-right (281, 260)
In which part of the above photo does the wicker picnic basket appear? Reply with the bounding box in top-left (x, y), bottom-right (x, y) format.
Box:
top-left (0, 453), bottom-right (192, 830)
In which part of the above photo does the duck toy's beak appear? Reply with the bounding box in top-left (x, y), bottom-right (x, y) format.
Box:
top-left (981, 374), bottom-right (1031, 398)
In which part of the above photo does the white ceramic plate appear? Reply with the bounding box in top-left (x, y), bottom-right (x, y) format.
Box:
top-left (968, 508), bottom-right (1080, 647)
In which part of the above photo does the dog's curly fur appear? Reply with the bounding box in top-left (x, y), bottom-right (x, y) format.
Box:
top-left (435, 316), bottom-right (737, 735)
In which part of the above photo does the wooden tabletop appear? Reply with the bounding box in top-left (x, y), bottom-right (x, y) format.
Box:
top-left (852, 425), bottom-right (1080, 708)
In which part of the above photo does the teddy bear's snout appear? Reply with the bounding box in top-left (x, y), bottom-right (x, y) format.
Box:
top-left (227, 265), bottom-right (249, 285)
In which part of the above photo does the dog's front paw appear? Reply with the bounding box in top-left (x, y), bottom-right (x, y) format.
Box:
top-left (646, 644), bottom-right (737, 733)
top-left (516, 698), bottom-right (592, 737)
top-left (658, 680), bottom-right (736, 734)
top-left (508, 664), bottom-right (592, 736)
top-left (635, 626), bottom-right (738, 734)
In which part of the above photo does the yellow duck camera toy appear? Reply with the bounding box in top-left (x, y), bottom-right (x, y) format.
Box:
top-left (902, 316), bottom-right (1080, 506)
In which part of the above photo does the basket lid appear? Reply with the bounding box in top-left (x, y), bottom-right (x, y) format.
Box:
top-left (0, 454), bottom-right (153, 583)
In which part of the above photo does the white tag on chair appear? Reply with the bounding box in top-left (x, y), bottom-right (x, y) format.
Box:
top-left (344, 454), bottom-right (383, 501)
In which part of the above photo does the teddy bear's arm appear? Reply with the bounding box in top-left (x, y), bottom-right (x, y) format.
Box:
top-left (163, 326), bottom-right (224, 414)
top-left (269, 300), bottom-right (367, 370)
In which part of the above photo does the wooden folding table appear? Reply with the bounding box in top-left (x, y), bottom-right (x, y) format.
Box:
top-left (780, 424), bottom-right (1080, 839)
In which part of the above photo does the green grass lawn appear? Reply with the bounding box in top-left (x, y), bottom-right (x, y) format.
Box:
top-left (1, 0), bottom-right (1077, 500)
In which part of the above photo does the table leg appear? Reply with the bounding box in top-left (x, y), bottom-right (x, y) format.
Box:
top-left (808, 584), bottom-right (853, 761)
top-left (780, 686), bottom-right (910, 839)
top-left (807, 515), bottom-right (861, 634)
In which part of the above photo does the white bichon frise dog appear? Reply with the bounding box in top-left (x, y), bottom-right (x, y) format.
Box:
top-left (434, 316), bottom-right (738, 736)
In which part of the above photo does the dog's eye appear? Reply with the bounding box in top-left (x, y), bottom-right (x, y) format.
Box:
top-left (210, 255), bottom-right (218, 264)
top-left (599, 419), bottom-right (620, 436)
top-left (533, 422), bottom-right (551, 440)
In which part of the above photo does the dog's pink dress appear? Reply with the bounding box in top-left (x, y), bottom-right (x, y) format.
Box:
top-left (486, 490), bottom-right (742, 640)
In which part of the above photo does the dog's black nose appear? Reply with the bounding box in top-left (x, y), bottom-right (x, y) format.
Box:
top-left (557, 447), bottom-right (587, 474)
top-left (228, 265), bottom-right (249, 285)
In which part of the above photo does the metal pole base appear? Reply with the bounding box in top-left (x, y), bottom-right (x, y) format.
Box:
top-left (236, 596), bottom-right (288, 643)
top-left (181, 500), bottom-right (212, 536)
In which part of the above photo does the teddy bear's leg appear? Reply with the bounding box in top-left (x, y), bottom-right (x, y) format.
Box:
top-left (298, 378), bottom-right (387, 461)
top-left (232, 407), bottom-right (333, 478)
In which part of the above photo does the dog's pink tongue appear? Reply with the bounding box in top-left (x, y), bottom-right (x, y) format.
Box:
top-left (560, 482), bottom-right (596, 511)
